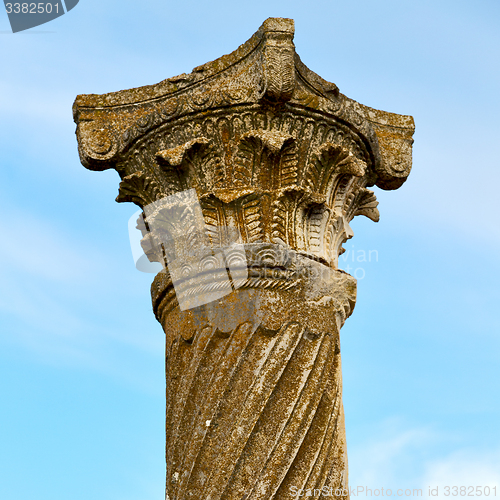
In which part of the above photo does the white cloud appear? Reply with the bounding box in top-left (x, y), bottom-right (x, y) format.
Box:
top-left (348, 420), bottom-right (500, 498)
top-left (348, 419), bottom-right (434, 490)
top-left (422, 450), bottom-right (500, 496)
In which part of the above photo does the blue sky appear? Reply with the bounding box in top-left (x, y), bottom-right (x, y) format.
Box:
top-left (1, 0), bottom-right (499, 499)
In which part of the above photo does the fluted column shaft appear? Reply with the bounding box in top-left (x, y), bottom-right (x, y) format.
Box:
top-left (152, 248), bottom-right (355, 500)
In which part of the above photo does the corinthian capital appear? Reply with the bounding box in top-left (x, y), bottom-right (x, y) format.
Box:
top-left (74, 17), bottom-right (414, 500)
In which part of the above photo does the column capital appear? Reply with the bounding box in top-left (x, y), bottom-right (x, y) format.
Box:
top-left (73, 17), bottom-right (413, 269)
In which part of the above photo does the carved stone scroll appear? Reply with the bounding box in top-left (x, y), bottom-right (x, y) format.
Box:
top-left (74, 17), bottom-right (414, 500)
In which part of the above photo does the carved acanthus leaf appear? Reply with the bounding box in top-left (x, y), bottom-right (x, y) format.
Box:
top-left (353, 188), bottom-right (380, 222)
top-left (116, 170), bottom-right (164, 208)
top-left (306, 204), bottom-right (331, 259)
top-left (242, 129), bottom-right (295, 156)
top-left (279, 139), bottom-right (298, 187)
top-left (305, 143), bottom-right (366, 196)
top-left (271, 190), bottom-right (308, 248)
top-left (240, 193), bottom-right (264, 243)
top-left (325, 215), bottom-right (354, 268)
top-left (320, 144), bottom-right (366, 177)
top-left (211, 189), bottom-right (255, 204)
top-left (233, 130), bottom-right (295, 187)
top-left (200, 195), bottom-right (223, 248)
top-left (271, 196), bottom-right (290, 246)
top-left (143, 196), bottom-right (208, 263)
top-left (156, 137), bottom-right (210, 168)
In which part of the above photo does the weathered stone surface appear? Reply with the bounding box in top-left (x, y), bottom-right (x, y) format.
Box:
top-left (74, 17), bottom-right (414, 500)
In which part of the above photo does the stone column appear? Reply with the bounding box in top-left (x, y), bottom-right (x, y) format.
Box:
top-left (73, 18), bottom-right (414, 500)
